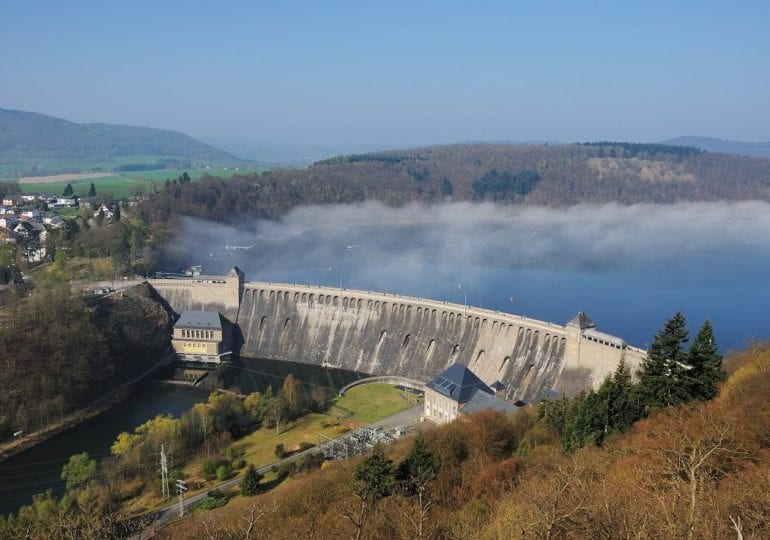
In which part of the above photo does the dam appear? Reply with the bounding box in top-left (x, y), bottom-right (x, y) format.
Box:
top-left (148, 268), bottom-right (646, 403)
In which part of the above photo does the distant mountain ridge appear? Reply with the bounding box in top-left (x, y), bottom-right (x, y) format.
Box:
top-left (0, 107), bottom-right (236, 163)
top-left (663, 136), bottom-right (770, 159)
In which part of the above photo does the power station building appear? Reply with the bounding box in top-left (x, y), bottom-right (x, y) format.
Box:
top-left (171, 310), bottom-right (232, 363)
top-left (423, 363), bottom-right (518, 424)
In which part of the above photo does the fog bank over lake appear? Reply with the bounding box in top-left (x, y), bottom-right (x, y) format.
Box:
top-left (166, 201), bottom-right (770, 352)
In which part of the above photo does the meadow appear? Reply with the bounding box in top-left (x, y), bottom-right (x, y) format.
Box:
top-left (17, 167), bottom-right (265, 199)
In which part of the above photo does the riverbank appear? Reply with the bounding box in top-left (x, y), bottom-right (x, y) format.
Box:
top-left (0, 350), bottom-right (175, 465)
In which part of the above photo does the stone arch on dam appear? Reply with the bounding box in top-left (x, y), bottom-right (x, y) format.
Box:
top-left (148, 269), bottom-right (646, 403)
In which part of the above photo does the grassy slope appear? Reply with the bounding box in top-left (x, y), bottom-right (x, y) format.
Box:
top-left (128, 384), bottom-right (419, 515)
top-left (18, 167), bottom-right (265, 199)
top-left (235, 384), bottom-right (419, 470)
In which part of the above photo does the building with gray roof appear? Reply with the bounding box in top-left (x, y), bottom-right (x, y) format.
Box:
top-left (424, 363), bottom-right (521, 423)
top-left (171, 310), bottom-right (232, 363)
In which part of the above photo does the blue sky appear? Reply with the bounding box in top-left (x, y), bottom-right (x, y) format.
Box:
top-left (1, 1), bottom-right (768, 147)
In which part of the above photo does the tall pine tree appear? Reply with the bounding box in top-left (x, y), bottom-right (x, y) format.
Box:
top-left (639, 312), bottom-right (692, 411)
top-left (687, 320), bottom-right (724, 400)
top-left (240, 464), bottom-right (262, 496)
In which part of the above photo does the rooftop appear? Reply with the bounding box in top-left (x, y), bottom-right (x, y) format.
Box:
top-left (175, 310), bottom-right (223, 329)
top-left (583, 328), bottom-right (627, 348)
top-left (461, 388), bottom-right (520, 416)
top-left (425, 363), bottom-right (492, 403)
top-left (567, 311), bottom-right (595, 329)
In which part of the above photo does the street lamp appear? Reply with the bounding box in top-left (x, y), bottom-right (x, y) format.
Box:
top-left (458, 283), bottom-right (467, 316)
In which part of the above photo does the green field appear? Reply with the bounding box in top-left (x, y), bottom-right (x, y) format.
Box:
top-left (122, 167), bottom-right (264, 182)
top-left (17, 167), bottom-right (265, 199)
top-left (20, 176), bottom-right (152, 199)
top-left (236, 383), bottom-right (420, 469)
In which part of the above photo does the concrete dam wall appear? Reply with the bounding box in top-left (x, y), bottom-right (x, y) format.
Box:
top-left (149, 270), bottom-right (645, 403)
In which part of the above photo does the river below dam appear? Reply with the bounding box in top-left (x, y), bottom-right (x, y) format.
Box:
top-left (0, 358), bottom-right (366, 516)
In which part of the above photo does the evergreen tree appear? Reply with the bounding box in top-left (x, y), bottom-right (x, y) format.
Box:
top-left (62, 183), bottom-right (74, 197)
top-left (87, 183), bottom-right (96, 197)
top-left (354, 445), bottom-right (395, 502)
top-left (441, 178), bottom-right (453, 196)
top-left (639, 312), bottom-right (691, 411)
top-left (113, 203), bottom-right (121, 221)
top-left (563, 390), bottom-right (603, 451)
top-left (687, 320), bottom-right (724, 400)
top-left (396, 436), bottom-right (438, 495)
top-left (240, 464), bottom-right (262, 496)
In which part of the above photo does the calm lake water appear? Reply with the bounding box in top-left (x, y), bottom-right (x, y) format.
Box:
top-left (180, 201), bottom-right (770, 354)
top-left (210, 251), bottom-right (770, 354)
top-left (0, 358), bottom-right (366, 515)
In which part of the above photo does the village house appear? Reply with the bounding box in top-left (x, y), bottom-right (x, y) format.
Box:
top-left (18, 208), bottom-right (41, 221)
top-left (38, 194), bottom-right (58, 205)
top-left (42, 214), bottom-right (64, 228)
top-left (0, 216), bottom-right (18, 229)
top-left (13, 221), bottom-right (45, 238)
top-left (93, 203), bottom-right (114, 220)
top-left (53, 196), bottom-right (78, 208)
top-left (2, 197), bottom-right (19, 207)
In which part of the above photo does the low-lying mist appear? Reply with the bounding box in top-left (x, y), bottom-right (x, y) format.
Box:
top-left (163, 201), bottom-right (770, 350)
top-left (167, 200), bottom-right (769, 279)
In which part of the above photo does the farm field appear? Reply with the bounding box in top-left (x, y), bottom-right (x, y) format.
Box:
top-left (16, 167), bottom-right (265, 199)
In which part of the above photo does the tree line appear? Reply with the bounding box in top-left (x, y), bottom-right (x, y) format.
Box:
top-left (543, 314), bottom-right (722, 453)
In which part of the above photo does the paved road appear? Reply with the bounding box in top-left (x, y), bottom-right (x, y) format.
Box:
top-left (133, 404), bottom-right (424, 538)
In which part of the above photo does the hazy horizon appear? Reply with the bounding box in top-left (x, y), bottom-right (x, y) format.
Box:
top-left (2, 1), bottom-right (769, 148)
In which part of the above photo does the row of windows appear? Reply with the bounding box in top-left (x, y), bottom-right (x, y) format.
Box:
top-left (180, 329), bottom-right (216, 339)
top-left (582, 334), bottom-right (626, 349)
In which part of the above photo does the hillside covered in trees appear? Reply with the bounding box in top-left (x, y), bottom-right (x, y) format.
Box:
top-left (138, 142), bottom-right (770, 228)
top-left (0, 108), bottom-right (237, 175)
top-left (152, 333), bottom-right (770, 540)
top-left (0, 282), bottom-right (171, 442)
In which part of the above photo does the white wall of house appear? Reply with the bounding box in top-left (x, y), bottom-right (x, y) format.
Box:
top-left (424, 388), bottom-right (460, 424)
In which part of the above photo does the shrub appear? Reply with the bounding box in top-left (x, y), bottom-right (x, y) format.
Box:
top-left (201, 459), bottom-right (218, 481)
top-left (275, 443), bottom-right (287, 458)
top-left (198, 489), bottom-right (228, 510)
top-left (225, 445), bottom-right (244, 461)
top-left (216, 464), bottom-right (230, 481)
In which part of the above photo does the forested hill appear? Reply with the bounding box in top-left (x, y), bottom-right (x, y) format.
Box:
top-left (664, 136), bottom-right (770, 159)
top-left (0, 108), bottom-right (236, 163)
top-left (141, 142), bottom-right (770, 223)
